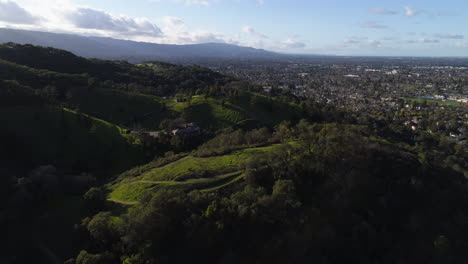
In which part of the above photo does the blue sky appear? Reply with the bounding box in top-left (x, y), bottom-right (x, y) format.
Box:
top-left (1, 0), bottom-right (467, 56)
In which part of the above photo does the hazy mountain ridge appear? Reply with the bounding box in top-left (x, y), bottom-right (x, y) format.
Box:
top-left (0, 28), bottom-right (277, 62)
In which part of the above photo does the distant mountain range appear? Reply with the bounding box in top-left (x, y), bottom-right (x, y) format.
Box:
top-left (0, 28), bottom-right (278, 62)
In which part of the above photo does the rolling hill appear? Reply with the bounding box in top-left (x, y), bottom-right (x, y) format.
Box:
top-left (0, 28), bottom-right (278, 62)
top-left (0, 44), bottom-right (301, 176)
top-left (0, 104), bottom-right (144, 173)
top-left (107, 143), bottom-right (280, 203)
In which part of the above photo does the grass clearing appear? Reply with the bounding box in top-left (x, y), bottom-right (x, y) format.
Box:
top-left (168, 93), bottom-right (302, 131)
top-left (139, 145), bottom-right (274, 181)
top-left (108, 144), bottom-right (280, 203)
top-left (109, 171), bottom-right (243, 202)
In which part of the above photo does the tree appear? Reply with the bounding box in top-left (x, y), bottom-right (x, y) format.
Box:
top-left (40, 85), bottom-right (58, 102)
top-left (75, 250), bottom-right (115, 264)
top-left (83, 187), bottom-right (106, 213)
top-left (86, 212), bottom-right (114, 245)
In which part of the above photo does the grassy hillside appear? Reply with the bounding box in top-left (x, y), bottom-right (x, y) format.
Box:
top-left (67, 88), bottom-right (167, 129)
top-left (68, 91), bottom-right (302, 132)
top-left (0, 105), bottom-right (145, 172)
top-left (0, 44), bottom-right (300, 133)
top-left (108, 144), bottom-right (279, 203)
top-left (232, 92), bottom-right (303, 125)
top-left (167, 92), bottom-right (302, 131)
top-left (170, 95), bottom-right (247, 130)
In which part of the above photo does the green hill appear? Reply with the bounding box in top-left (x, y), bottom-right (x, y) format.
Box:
top-left (166, 92), bottom-right (302, 131)
top-left (0, 43), bottom-right (232, 95)
top-left (0, 44), bottom-right (301, 134)
top-left (107, 144), bottom-right (279, 203)
top-left (0, 105), bottom-right (144, 173)
top-left (0, 42), bottom-right (120, 76)
top-left (66, 87), bottom-right (167, 129)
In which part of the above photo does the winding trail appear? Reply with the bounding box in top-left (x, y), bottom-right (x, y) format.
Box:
top-left (107, 199), bottom-right (139, 205)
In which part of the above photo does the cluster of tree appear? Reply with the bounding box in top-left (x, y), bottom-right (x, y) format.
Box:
top-left (350, 109), bottom-right (467, 178)
top-left (0, 80), bottom-right (42, 107)
top-left (0, 44), bottom-right (237, 104)
top-left (72, 123), bottom-right (468, 264)
top-left (194, 127), bottom-right (272, 157)
top-left (1, 43), bottom-right (467, 264)
top-left (0, 164), bottom-right (102, 264)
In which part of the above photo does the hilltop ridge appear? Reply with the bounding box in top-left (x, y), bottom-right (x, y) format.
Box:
top-left (0, 28), bottom-right (278, 62)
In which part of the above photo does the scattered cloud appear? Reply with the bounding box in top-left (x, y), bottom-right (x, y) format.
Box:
top-left (371, 8), bottom-right (397, 15)
top-left (148, 0), bottom-right (211, 6)
top-left (281, 38), bottom-right (306, 49)
top-left (407, 38), bottom-right (440, 44)
top-left (0, 0), bottom-right (464, 55)
top-left (361, 21), bottom-right (387, 29)
top-left (242, 26), bottom-right (268, 39)
top-left (344, 38), bottom-right (360, 44)
top-left (343, 37), bottom-right (382, 49)
top-left (0, 0), bottom-right (40, 25)
top-left (367, 40), bottom-right (381, 48)
top-left (344, 36), bottom-right (368, 44)
top-left (454, 41), bottom-right (468, 48)
top-left (159, 16), bottom-right (228, 44)
top-left (183, 0), bottom-right (210, 6)
top-left (66, 7), bottom-right (162, 37)
top-left (150, 0), bottom-right (262, 6)
top-left (435, 33), bottom-right (464, 40)
top-left (421, 38), bottom-right (440, 44)
top-left (404, 6), bottom-right (420, 17)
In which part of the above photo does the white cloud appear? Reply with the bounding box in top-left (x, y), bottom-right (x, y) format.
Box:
top-left (242, 26), bottom-right (268, 39)
top-left (0, 1), bottom-right (233, 45)
top-left (0, 0), bottom-right (302, 52)
top-left (149, 0), bottom-right (261, 6)
top-left (344, 39), bottom-right (359, 44)
top-left (371, 8), bottom-right (397, 15)
top-left (344, 36), bottom-right (368, 45)
top-left (343, 37), bottom-right (381, 49)
top-left (407, 38), bottom-right (440, 44)
top-left (281, 38), bottom-right (306, 49)
top-left (148, 0), bottom-right (212, 6)
top-left (421, 38), bottom-right (440, 43)
top-left (367, 40), bottom-right (381, 48)
top-left (66, 7), bottom-right (162, 37)
top-left (158, 16), bottom-right (228, 44)
top-left (454, 41), bottom-right (468, 48)
top-left (0, 0), bottom-right (40, 24)
top-left (404, 6), bottom-right (419, 17)
top-left (435, 33), bottom-right (464, 40)
top-left (184, 0), bottom-right (210, 6)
